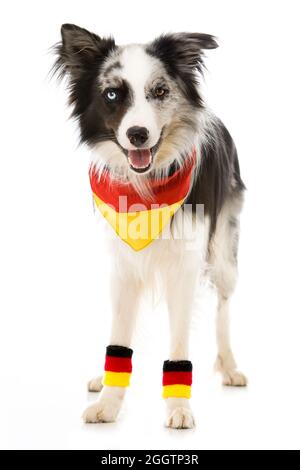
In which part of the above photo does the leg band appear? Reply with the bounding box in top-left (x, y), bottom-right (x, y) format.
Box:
top-left (102, 345), bottom-right (133, 387)
top-left (162, 360), bottom-right (192, 399)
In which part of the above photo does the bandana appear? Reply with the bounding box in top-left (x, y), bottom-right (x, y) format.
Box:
top-left (89, 148), bottom-right (196, 251)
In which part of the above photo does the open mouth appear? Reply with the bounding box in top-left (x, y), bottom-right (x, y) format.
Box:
top-left (127, 148), bottom-right (153, 173)
top-left (119, 133), bottom-right (163, 174)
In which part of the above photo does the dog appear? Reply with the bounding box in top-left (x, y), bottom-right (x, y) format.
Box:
top-left (53, 24), bottom-right (247, 429)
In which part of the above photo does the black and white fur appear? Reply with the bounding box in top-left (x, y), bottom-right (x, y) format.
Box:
top-left (53, 24), bottom-right (247, 429)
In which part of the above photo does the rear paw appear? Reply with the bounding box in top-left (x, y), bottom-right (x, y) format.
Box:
top-left (166, 407), bottom-right (195, 429)
top-left (222, 370), bottom-right (248, 387)
top-left (88, 376), bottom-right (103, 392)
top-left (215, 354), bottom-right (248, 387)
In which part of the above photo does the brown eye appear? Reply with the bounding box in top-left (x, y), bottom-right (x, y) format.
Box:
top-left (154, 87), bottom-right (168, 98)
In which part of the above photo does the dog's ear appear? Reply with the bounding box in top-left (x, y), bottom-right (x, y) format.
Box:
top-left (54, 23), bottom-right (115, 79)
top-left (147, 32), bottom-right (218, 76)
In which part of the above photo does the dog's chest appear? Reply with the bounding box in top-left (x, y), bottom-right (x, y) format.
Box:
top-left (109, 209), bottom-right (210, 284)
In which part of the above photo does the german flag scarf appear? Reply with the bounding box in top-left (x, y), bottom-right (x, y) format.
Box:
top-left (89, 148), bottom-right (196, 251)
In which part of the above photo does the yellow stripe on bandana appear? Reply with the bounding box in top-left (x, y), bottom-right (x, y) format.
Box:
top-left (93, 193), bottom-right (184, 252)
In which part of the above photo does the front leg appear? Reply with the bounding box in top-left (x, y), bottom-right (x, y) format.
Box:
top-left (83, 271), bottom-right (141, 423)
top-left (164, 267), bottom-right (198, 429)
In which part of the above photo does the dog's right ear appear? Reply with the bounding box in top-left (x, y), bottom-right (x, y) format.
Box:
top-left (53, 23), bottom-right (115, 79)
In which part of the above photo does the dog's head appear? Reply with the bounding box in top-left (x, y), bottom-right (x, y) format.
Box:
top-left (54, 24), bottom-right (217, 177)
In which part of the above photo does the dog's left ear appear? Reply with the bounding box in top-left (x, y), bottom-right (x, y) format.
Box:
top-left (147, 32), bottom-right (218, 75)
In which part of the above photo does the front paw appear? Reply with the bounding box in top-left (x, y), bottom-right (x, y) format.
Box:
top-left (166, 407), bottom-right (195, 429)
top-left (165, 398), bottom-right (195, 429)
top-left (83, 386), bottom-right (125, 423)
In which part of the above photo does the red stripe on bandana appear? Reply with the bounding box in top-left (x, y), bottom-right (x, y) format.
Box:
top-left (89, 147), bottom-right (196, 213)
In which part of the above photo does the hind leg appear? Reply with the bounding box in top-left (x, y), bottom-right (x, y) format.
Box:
top-left (215, 295), bottom-right (247, 386)
top-left (209, 201), bottom-right (247, 387)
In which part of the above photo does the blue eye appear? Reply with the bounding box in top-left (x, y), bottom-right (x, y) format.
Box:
top-left (105, 89), bottom-right (118, 102)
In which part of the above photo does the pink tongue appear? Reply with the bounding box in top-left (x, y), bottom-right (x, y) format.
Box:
top-left (128, 149), bottom-right (151, 169)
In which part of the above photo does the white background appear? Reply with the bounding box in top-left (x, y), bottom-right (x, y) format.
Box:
top-left (1, 0), bottom-right (300, 450)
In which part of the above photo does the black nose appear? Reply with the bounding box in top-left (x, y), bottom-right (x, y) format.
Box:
top-left (126, 126), bottom-right (149, 147)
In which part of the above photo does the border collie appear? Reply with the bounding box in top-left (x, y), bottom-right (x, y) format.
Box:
top-left (53, 24), bottom-right (247, 429)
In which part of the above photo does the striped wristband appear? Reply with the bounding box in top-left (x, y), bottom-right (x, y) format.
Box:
top-left (102, 345), bottom-right (133, 387)
top-left (162, 360), bottom-right (192, 399)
